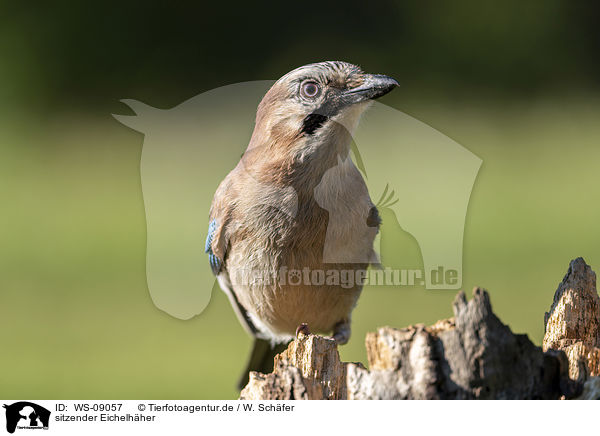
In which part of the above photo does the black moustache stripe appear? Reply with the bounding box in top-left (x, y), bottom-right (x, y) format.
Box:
top-left (301, 113), bottom-right (329, 135)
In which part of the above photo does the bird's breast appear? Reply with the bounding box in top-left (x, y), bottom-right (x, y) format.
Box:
top-left (226, 157), bottom-right (377, 340)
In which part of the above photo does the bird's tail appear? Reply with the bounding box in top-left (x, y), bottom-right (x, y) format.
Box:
top-left (237, 338), bottom-right (289, 391)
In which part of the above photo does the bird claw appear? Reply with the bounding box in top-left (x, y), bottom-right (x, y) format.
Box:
top-left (331, 320), bottom-right (351, 345)
top-left (295, 321), bottom-right (350, 344)
top-left (295, 323), bottom-right (310, 338)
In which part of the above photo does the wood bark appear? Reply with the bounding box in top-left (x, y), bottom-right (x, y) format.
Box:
top-left (348, 288), bottom-right (571, 399)
top-left (241, 258), bottom-right (600, 400)
top-left (543, 257), bottom-right (600, 382)
top-left (240, 333), bottom-right (349, 400)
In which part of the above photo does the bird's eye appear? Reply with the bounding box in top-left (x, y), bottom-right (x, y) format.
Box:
top-left (300, 81), bottom-right (320, 99)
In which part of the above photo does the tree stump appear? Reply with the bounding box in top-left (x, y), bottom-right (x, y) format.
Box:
top-left (348, 288), bottom-right (571, 399)
top-left (543, 257), bottom-right (600, 382)
top-left (239, 258), bottom-right (600, 400)
top-left (240, 333), bottom-right (350, 400)
top-left (241, 287), bottom-right (575, 399)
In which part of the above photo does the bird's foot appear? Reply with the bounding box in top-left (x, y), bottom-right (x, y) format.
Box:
top-left (295, 323), bottom-right (310, 338)
top-left (330, 320), bottom-right (351, 345)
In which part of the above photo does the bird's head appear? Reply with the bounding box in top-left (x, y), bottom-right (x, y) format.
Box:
top-left (248, 61), bottom-right (398, 161)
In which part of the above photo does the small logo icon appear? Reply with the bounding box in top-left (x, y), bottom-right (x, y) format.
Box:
top-left (3, 402), bottom-right (50, 434)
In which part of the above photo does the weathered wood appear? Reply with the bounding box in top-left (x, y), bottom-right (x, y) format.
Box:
top-left (240, 287), bottom-right (575, 399)
top-left (543, 257), bottom-right (600, 382)
top-left (240, 333), bottom-right (350, 400)
top-left (348, 288), bottom-right (571, 399)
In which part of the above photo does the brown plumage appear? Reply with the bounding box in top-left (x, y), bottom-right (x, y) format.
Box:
top-left (205, 61), bottom-right (398, 388)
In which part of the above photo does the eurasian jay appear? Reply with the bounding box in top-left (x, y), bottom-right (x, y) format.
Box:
top-left (205, 61), bottom-right (398, 389)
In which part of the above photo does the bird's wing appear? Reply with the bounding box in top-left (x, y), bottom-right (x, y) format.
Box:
top-left (205, 218), bottom-right (224, 275)
top-left (205, 176), bottom-right (231, 276)
top-left (206, 192), bottom-right (260, 338)
top-left (216, 272), bottom-right (261, 338)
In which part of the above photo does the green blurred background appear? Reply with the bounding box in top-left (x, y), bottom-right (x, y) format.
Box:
top-left (1, 0), bottom-right (600, 399)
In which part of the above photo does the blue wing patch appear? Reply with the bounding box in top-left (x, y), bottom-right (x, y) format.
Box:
top-left (205, 219), bottom-right (222, 275)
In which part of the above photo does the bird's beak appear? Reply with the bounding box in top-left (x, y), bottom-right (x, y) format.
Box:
top-left (342, 74), bottom-right (399, 105)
